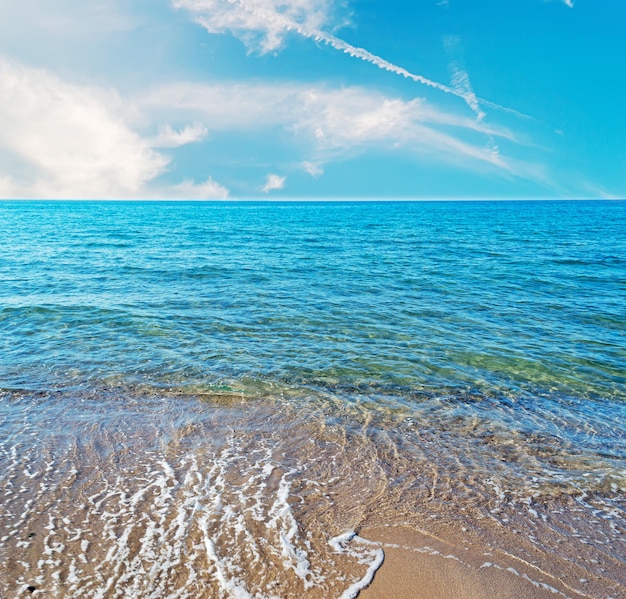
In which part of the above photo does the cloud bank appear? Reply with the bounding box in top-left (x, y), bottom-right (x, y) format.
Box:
top-left (139, 81), bottom-right (517, 173)
top-left (0, 52), bottom-right (539, 200)
top-left (0, 58), bottom-right (227, 199)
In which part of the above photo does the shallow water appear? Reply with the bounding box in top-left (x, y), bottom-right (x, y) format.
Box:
top-left (0, 200), bottom-right (625, 598)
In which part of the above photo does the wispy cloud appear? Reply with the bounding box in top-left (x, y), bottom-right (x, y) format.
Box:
top-left (159, 177), bottom-right (229, 199)
top-left (151, 122), bottom-right (209, 148)
top-left (547, 0), bottom-right (574, 7)
top-left (302, 161), bottom-right (323, 177)
top-left (138, 81), bottom-right (529, 179)
top-left (262, 173), bottom-right (286, 193)
top-left (0, 57), bottom-right (228, 199)
top-left (173, 0), bottom-right (492, 118)
top-left (444, 36), bottom-right (484, 120)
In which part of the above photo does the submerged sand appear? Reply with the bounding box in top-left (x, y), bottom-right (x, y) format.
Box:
top-left (1, 387), bottom-right (624, 598)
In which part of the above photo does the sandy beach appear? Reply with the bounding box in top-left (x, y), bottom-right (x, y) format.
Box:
top-left (360, 526), bottom-right (599, 599)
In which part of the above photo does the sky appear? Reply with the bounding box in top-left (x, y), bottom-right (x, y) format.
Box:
top-left (0, 0), bottom-right (624, 200)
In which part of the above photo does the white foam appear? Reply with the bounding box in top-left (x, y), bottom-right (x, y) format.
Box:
top-left (200, 520), bottom-right (255, 599)
top-left (329, 532), bottom-right (385, 599)
top-left (267, 468), bottom-right (319, 588)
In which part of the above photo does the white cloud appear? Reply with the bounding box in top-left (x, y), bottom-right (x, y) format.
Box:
top-left (262, 173), bottom-right (286, 193)
top-left (151, 122), bottom-right (209, 148)
top-left (0, 57), bottom-right (227, 199)
top-left (302, 161), bottom-right (323, 177)
top-left (172, 0), bottom-right (336, 54)
top-left (157, 177), bottom-right (229, 199)
top-left (0, 57), bottom-right (164, 198)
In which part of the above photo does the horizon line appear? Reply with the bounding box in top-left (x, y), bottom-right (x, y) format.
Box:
top-left (0, 197), bottom-right (623, 203)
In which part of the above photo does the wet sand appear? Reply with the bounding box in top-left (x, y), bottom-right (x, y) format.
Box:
top-left (360, 526), bottom-right (595, 599)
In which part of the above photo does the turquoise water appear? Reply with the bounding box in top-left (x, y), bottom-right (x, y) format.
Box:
top-left (2, 200), bottom-right (625, 397)
top-left (1, 200), bottom-right (625, 598)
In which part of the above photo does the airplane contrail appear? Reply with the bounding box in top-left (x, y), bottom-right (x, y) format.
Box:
top-left (309, 29), bottom-right (532, 121)
top-left (183, 0), bottom-right (530, 120)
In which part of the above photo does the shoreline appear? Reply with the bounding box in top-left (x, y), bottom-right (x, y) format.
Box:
top-left (1, 387), bottom-right (624, 598)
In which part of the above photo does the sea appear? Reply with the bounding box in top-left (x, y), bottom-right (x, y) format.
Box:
top-left (0, 200), bottom-right (624, 598)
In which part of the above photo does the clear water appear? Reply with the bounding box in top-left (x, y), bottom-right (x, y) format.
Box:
top-left (1, 200), bottom-right (625, 598)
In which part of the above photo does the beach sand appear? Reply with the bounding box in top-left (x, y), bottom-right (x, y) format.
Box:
top-left (2, 390), bottom-right (623, 598)
top-left (359, 526), bottom-right (592, 599)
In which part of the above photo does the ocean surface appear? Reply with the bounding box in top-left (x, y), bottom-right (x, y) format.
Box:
top-left (0, 200), bottom-right (625, 598)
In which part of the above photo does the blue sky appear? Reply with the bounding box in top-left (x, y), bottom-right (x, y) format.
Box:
top-left (0, 0), bottom-right (623, 199)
